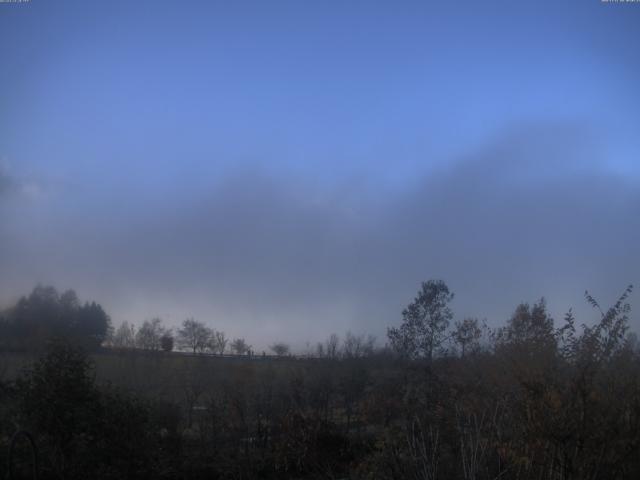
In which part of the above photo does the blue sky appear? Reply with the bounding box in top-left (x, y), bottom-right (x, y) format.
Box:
top-left (1, 1), bottom-right (640, 348)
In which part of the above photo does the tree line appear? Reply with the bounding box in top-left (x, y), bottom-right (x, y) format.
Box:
top-left (108, 316), bottom-right (378, 359)
top-left (0, 285), bottom-right (382, 358)
top-left (0, 285), bottom-right (110, 351)
top-left (1, 280), bottom-right (640, 479)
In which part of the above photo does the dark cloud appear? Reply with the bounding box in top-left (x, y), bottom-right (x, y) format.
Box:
top-left (1, 124), bottom-right (638, 349)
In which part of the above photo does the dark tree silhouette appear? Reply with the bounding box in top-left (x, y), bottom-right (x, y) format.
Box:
top-left (135, 318), bottom-right (167, 351)
top-left (387, 279), bottom-right (454, 361)
top-left (160, 333), bottom-right (174, 352)
top-left (452, 317), bottom-right (482, 357)
top-left (270, 342), bottom-right (290, 356)
top-left (177, 318), bottom-right (211, 353)
top-left (230, 337), bottom-right (250, 355)
top-left (111, 321), bottom-right (136, 349)
top-left (0, 285), bottom-right (111, 350)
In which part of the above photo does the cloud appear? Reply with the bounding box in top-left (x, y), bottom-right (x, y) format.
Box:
top-left (0, 168), bottom-right (15, 197)
top-left (0, 123), bottom-right (638, 349)
top-left (0, 165), bottom-right (46, 201)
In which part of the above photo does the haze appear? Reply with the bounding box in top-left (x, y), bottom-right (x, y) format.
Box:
top-left (1, 0), bottom-right (639, 349)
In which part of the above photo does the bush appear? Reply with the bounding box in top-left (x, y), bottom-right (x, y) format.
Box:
top-left (14, 342), bottom-right (168, 479)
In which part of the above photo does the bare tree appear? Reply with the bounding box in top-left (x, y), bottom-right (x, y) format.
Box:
top-left (230, 337), bottom-right (251, 355)
top-left (207, 329), bottom-right (228, 355)
top-left (342, 332), bottom-right (377, 358)
top-left (269, 342), bottom-right (290, 356)
top-left (325, 333), bottom-right (340, 359)
top-left (343, 331), bottom-right (364, 358)
top-left (135, 318), bottom-right (166, 350)
top-left (111, 321), bottom-right (136, 349)
top-left (177, 318), bottom-right (211, 354)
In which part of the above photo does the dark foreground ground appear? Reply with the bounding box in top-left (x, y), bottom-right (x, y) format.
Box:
top-left (2, 299), bottom-right (640, 480)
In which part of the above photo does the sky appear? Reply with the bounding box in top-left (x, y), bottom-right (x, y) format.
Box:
top-left (1, 0), bottom-right (640, 350)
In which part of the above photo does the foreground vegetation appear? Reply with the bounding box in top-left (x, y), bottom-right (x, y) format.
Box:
top-left (1, 281), bottom-right (640, 479)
